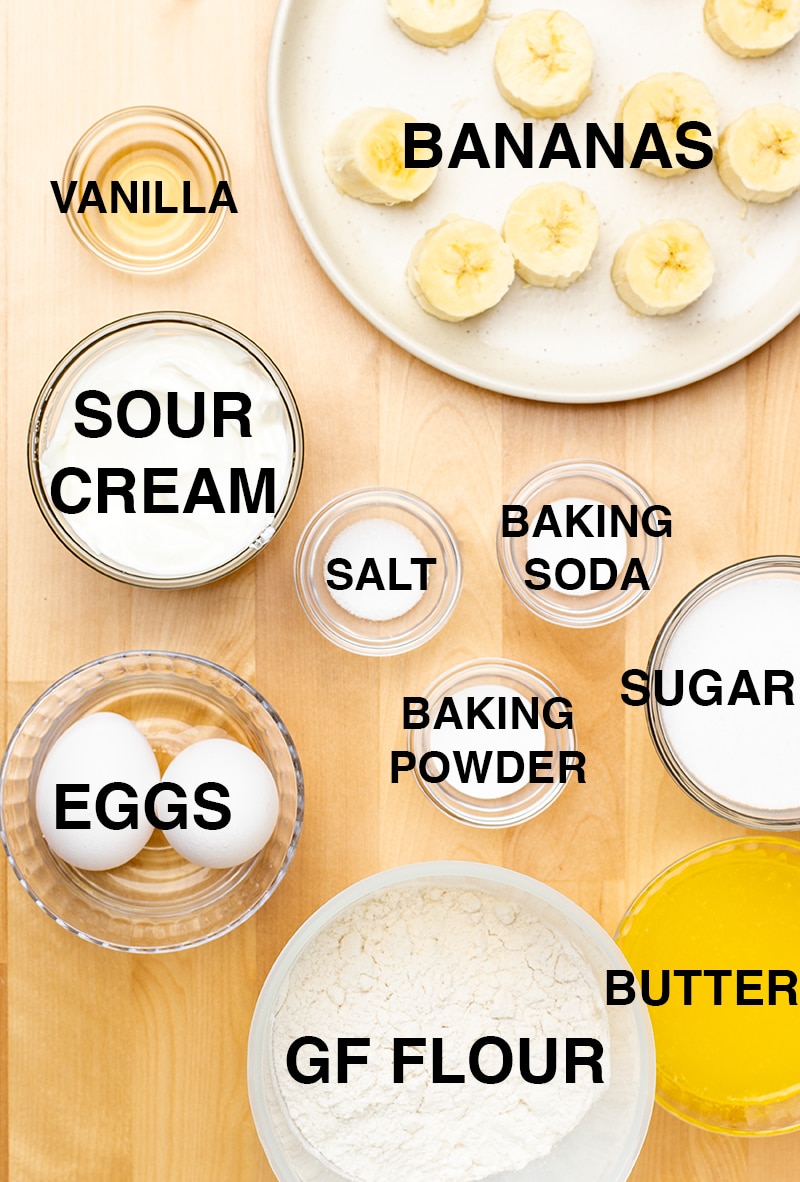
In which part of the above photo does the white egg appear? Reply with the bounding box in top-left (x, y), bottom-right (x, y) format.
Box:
top-left (36, 712), bottom-right (159, 871)
top-left (161, 738), bottom-right (279, 869)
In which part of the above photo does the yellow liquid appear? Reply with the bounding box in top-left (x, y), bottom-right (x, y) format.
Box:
top-left (617, 839), bottom-right (800, 1133)
top-left (80, 138), bottom-right (219, 265)
top-left (98, 145), bottom-right (188, 244)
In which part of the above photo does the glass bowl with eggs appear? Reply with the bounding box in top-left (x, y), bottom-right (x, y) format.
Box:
top-left (0, 650), bottom-right (303, 951)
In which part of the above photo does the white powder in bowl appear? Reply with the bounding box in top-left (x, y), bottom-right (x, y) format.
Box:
top-left (526, 499), bottom-right (629, 598)
top-left (325, 518), bottom-right (429, 621)
top-left (272, 884), bottom-right (609, 1182)
top-left (659, 575), bottom-right (800, 812)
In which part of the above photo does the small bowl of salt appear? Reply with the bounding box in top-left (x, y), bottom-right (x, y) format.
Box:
top-left (293, 487), bottom-right (462, 656)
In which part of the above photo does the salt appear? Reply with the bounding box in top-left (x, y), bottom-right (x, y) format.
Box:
top-left (325, 517), bottom-right (429, 621)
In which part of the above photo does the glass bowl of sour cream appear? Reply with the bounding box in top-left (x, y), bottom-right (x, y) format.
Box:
top-left (28, 312), bottom-right (304, 588)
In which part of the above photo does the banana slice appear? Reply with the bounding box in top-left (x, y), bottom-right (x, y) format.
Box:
top-left (704, 0), bottom-right (800, 57)
top-left (494, 9), bottom-right (593, 119)
top-left (407, 216), bottom-right (515, 321)
top-left (387, 0), bottom-right (489, 47)
top-left (611, 220), bottom-right (714, 316)
top-left (717, 103), bottom-right (800, 203)
top-left (324, 108), bottom-right (437, 205)
top-left (619, 73), bottom-right (718, 177)
top-left (502, 183), bottom-right (599, 287)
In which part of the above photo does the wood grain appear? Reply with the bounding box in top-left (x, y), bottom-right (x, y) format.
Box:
top-left (2, 1), bottom-right (800, 1178)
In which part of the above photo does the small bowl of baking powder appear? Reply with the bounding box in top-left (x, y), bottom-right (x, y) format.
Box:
top-left (293, 488), bottom-right (462, 656)
top-left (248, 862), bottom-right (654, 1182)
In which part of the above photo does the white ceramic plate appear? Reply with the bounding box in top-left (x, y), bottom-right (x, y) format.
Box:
top-left (267, 0), bottom-right (800, 403)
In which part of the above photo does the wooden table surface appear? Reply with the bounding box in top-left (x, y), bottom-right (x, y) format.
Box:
top-left (2, 1), bottom-right (800, 1179)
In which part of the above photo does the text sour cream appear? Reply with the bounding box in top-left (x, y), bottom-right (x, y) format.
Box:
top-left (37, 319), bottom-right (299, 581)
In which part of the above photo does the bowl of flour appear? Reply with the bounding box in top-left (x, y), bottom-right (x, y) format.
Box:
top-left (248, 862), bottom-right (654, 1181)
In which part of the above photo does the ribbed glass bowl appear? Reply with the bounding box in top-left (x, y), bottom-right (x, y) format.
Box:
top-left (0, 651), bottom-right (303, 951)
top-left (248, 862), bottom-right (654, 1182)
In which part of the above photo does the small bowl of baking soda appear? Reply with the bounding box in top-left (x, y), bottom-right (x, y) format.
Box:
top-left (293, 487), bottom-right (462, 656)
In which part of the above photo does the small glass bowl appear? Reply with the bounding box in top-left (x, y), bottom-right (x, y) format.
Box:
top-left (646, 556), bottom-right (800, 828)
top-left (616, 837), bottom-right (800, 1134)
top-left (28, 311), bottom-right (304, 589)
top-left (0, 651), bottom-right (303, 952)
top-left (293, 488), bottom-right (462, 656)
top-left (407, 658), bottom-right (577, 827)
top-left (248, 861), bottom-right (655, 1182)
top-left (62, 106), bottom-right (231, 272)
top-left (497, 459), bottom-right (665, 628)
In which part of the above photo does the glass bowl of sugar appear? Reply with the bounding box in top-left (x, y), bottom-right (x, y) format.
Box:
top-left (646, 556), bottom-right (800, 828)
top-left (497, 459), bottom-right (667, 628)
top-left (293, 487), bottom-right (462, 656)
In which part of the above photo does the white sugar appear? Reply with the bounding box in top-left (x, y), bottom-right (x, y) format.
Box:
top-left (660, 576), bottom-right (800, 812)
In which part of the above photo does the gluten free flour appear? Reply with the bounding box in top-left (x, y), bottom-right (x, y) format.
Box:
top-left (272, 884), bottom-right (609, 1181)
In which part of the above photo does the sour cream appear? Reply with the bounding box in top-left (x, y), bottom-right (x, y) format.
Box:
top-left (36, 317), bottom-right (301, 582)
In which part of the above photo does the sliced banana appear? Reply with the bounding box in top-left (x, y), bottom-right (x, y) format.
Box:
top-left (704, 0), bottom-right (800, 57)
top-left (407, 216), bottom-right (516, 321)
top-left (619, 73), bottom-right (718, 177)
top-left (717, 103), bottom-right (800, 203)
top-left (502, 183), bottom-right (599, 288)
top-left (387, 0), bottom-right (489, 47)
top-left (494, 9), bottom-right (593, 119)
top-left (323, 108), bottom-right (437, 205)
top-left (611, 220), bottom-right (715, 316)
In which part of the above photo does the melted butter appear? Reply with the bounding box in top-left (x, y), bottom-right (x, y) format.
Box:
top-left (617, 840), bottom-right (800, 1132)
